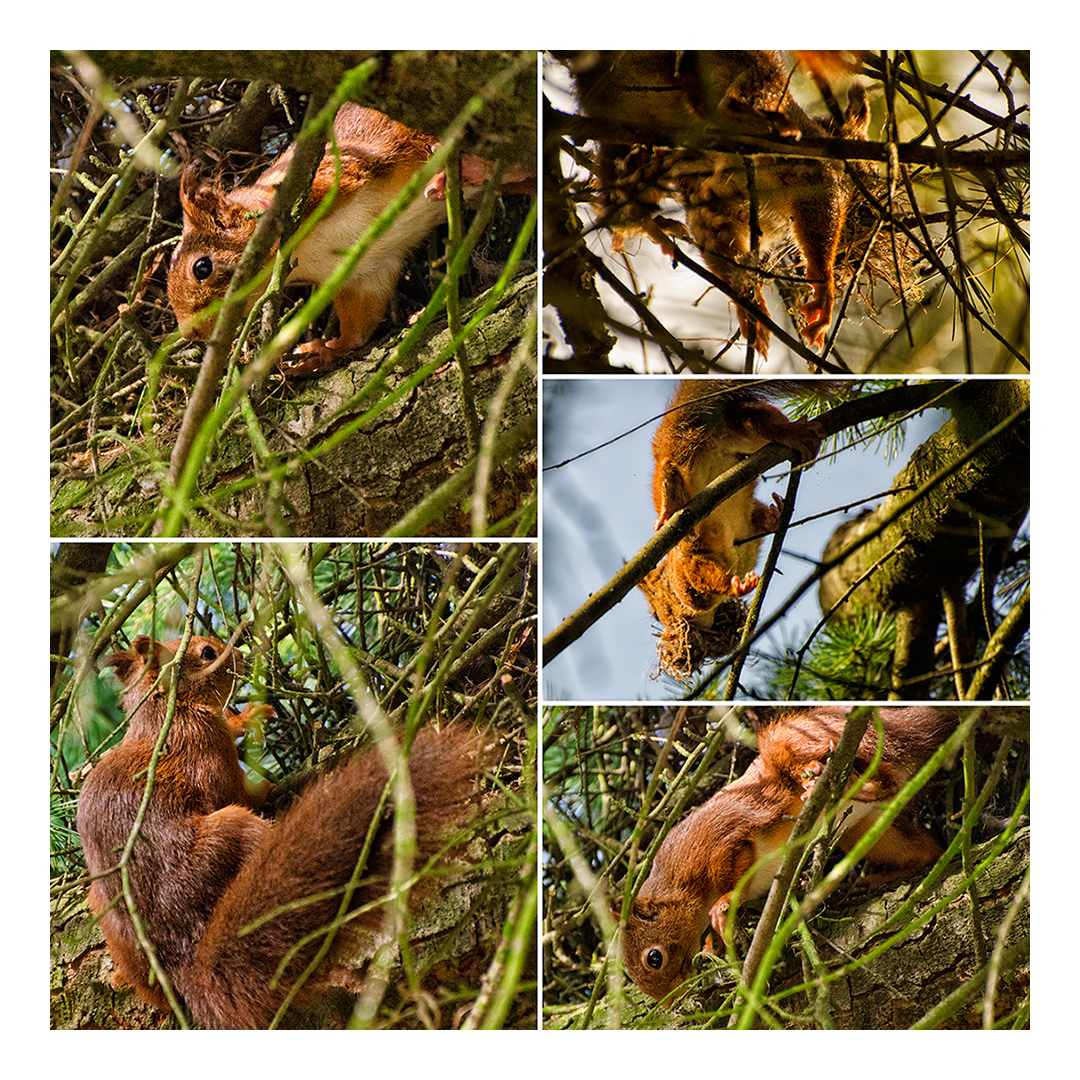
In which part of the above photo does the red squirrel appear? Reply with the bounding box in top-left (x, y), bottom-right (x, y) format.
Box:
top-left (638, 380), bottom-right (823, 677)
top-left (168, 102), bottom-right (529, 375)
top-left (562, 50), bottom-right (871, 355)
top-left (76, 635), bottom-right (483, 1028)
top-left (621, 706), bottom-right (957, 1003)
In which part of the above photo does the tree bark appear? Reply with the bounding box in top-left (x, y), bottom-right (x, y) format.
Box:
top-left (807, 826), bottom-right (1029, 1029)
top-left (817, 380), bottom-right (1029, 696)
top-left (819, 381), bottom-right (1030, 618)
top-left (51, 274), bottom-right (537, 537)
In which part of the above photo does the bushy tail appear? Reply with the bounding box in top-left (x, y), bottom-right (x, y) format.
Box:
top-left (179, 726), bottom-right (484, 1028)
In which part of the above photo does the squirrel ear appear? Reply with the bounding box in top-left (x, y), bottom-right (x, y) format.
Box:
top-left (100, 636), bottom-right (156, 686)
top-left (178, 166), bottom-right (213, 219)
top-left (178, 166), bottom-right (247, 235)
top-left (654, 459), bottom-right (690, 526)
top-left (630, 897), bottom-right (660, 922)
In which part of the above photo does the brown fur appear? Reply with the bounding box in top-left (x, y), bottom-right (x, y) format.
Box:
top-left (621, 706), bottom-right (956, 1003)
top-left (167, 104), bottom-right (446, 372)
top-left (565, 50), bottom-right (872, 354)
top-left (77, 635), bottom-right (483, 1028)
top-left (638, 380), bottom-right (823, 678)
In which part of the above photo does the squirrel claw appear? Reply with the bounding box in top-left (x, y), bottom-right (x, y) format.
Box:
top-left (707, 897), bottom-right (731, 947)
top-left (279, 340), bottom-right (345, 378)
top-left (239, 703), bottom-right (277, 723)
top-left (799, 289), bottom-right (833, 348)
top-left (758, 493), bottom-right (785, 533)
top-left (731, 572), bottom-right (760, 597)
top-left (799, 759), bottom-right (826, 800)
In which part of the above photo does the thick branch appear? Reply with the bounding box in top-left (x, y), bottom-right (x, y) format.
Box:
top-left (551, 109), bottom-right (1029, 171)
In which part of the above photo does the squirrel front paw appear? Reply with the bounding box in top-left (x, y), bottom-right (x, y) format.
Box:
top-left (279, 340), bottom-right (346, 378)
top-left (706, 896), bottom-right (732, 948)
top-left (731, 571), bottom-right (760, 597)
top-left (227, 701), bottom-right (277, 737)
top-left (758, 492), bottom-right (785, 533)
top-left (798, 758), bottom-right (828, 800)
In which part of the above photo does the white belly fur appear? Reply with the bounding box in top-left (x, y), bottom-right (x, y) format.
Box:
top-left (741, 799), bottom-right (884, 902)
top-left (289, 188), bottom-right (447, 293)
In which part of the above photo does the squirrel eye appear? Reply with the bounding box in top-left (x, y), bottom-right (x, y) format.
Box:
top-left (200, 645), bottom-right (218, 662)
top-left (645, 948), bottom-right (664, 970)
top-left (193, 256), bottom-right (214, 282)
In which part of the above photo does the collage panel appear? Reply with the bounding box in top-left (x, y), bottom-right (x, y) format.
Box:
top-left (50, 541), bottom-right (537, 1029)
top-left (543, 703), bottom-right (1029, 1027)
top-left (543, 377), bottom-right (1029, 701)
top-left (50, 50), bottom-right (537, 539)
top-left (543, 50), bottom-right (1028, 375)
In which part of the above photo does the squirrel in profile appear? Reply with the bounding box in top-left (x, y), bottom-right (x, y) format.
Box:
top-left (621, 706), bottom-right (957, 1004)
top-left (562, 50), bottom-right (871, 356)
top-left (77, 634), bottom-right (483, 1028)
top-left (638, 380), bottom-right (824, 678)
top-left (168, 102), bottom-right (531, 376)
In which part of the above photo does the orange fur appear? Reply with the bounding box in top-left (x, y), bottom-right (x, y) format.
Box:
top-left (78, 635), bottom-right (483, 1027)
top-left (621, 706), bottom-right (955, 1003)
top-left (168, 105), bottom-right (448, 374)
top-left (638, 381), bottom-right (823, 677)
top-left (566, 50), bottom-right (871, 354)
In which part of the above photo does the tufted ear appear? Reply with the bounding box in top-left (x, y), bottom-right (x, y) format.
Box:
top-left (177, 166), bottom-right (250, 237)
top-left (100, 635), bottom-right (159, 687)
top-left (653, 458), bottom-right (691, 529)
top-left (633, 897), bottom-right (659, 920)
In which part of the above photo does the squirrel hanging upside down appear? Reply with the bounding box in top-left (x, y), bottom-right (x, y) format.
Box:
top-left (559, 49), bottom-right (875, 357)
top-left (620, 705), bottom-right (957, 1004)
top-left (637, 379), bottom-right (824, 678)
top-left (77, 635), bottom-right (485, 1028)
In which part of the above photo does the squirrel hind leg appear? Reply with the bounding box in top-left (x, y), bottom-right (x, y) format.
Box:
top-left (789, 185), bottom-right (845, 348)
top-left (91, 892), bottom-right (169, 1012)
top-left (325, 278), bottom-right (398, 352)
top-left (843, 814), bottom-right (945, 893)
top-left (700, 255), bottom-right (772, 358)
top-left (798, 289), bottom-right (833, 345)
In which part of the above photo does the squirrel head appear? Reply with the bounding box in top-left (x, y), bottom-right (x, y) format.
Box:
top-left (167, 167), bottom-right (260, 340)
top-left (102, 635), bottom-right (245, 725)
top-left (621, 895), bottom-right (710, 1004)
